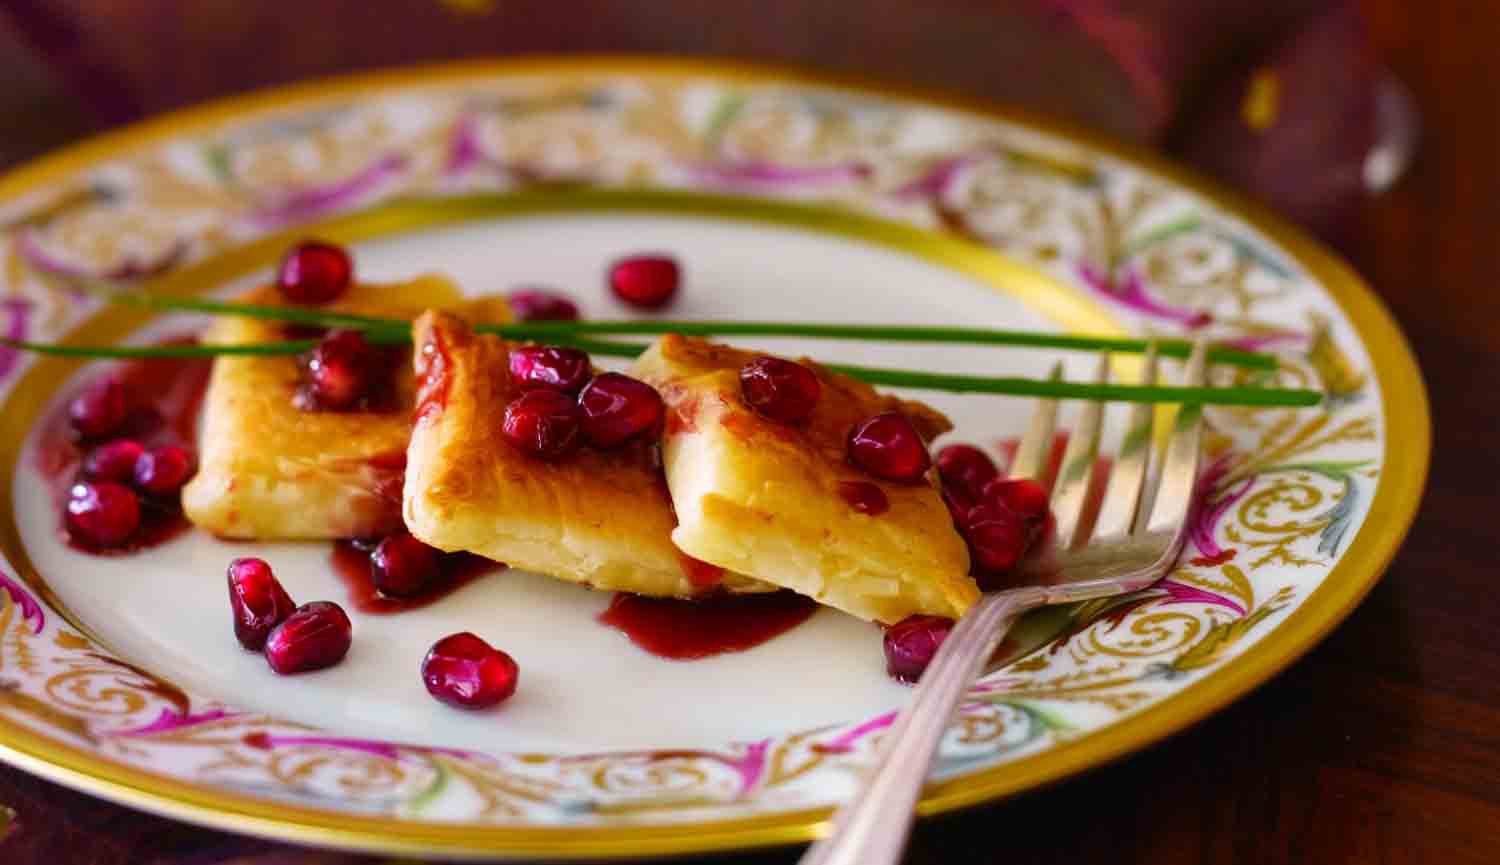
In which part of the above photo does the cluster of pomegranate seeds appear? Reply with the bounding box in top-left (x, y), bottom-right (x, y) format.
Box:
top-left (509, 345), bottom-right (591, 394)
top-left (81, 439), bottom-right (144, 482)
top-left (508, 288), bottom-right (579, 322)
top-left (983, 477), bottom-right (1050, 526)
top-left (608, 254), bottom-right (679, 309)
top-left (265, 601), bottom-right (353, 675)
top-left (133, 445), bottom-right (195, 496)
top-left (933, 444), bottom-right (1052, 592)
top-left (935, 444), bottom-right (999, 508)
top-left (277, 240), bottom-right (352, 305)
top-left (370, 533), bottom-right (443, 598)
top-left (297, 329), bottom-right (382, 411)
top-left (579, 372), bottom-right (664, 448)
top-left (421, 631), bottom-right (519, 710)
top-left (68, 378), bottom-right (128, 440)
top-left (739, 356), bottom-right (821, 424)
top-left (227, 558), bottom-right (298, 650)
top-left (503, 389), bottom-right (584, 460)
top-left (847, 412), bottom-right (931, 483)
top-left (226, 558), bottom-right (353, 674)
top-left (65, 481), bottom-right (141, 548)
top-left (883, 615), bottom-right (955, 683)
top-left (964, 505), bottom-right (1029, 574)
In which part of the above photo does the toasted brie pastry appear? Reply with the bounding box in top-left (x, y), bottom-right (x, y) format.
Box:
top-left (632, 335), bottom-right (977, 623)
top-left (402, 312), bottom-right (774, 597)
top-left (182, 276), bottom-right (510, 540)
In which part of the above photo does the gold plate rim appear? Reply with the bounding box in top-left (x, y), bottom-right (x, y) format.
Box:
top-left (0, 55), bottom-right (1430, 859)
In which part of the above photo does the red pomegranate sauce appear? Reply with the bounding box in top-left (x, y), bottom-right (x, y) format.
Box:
top-left (598, 591), bottom-right (818, 660)
top-left (330, 540), bottom-right (502, 614)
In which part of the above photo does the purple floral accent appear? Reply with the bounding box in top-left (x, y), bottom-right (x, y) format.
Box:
top-left (109, 708), bottom-right (241, 737)
top-left (682, 159), bottom-right (872, 193)
top-left (0, 570), bottom-right (44, 634)
top-left (445, 114), bottom-right (487, 177)
top-left (1077, 263), bottom-right (1213, 328)
top-left (726, 740), bottom-right (770, 796)
top-left (247, 154), bottom-right (409, 230)
top-left (815, 711), bottom-right (896, 754)
top-left (1187, 455), bottom-right (1255, 563)
top-left (242, 730), bottom-right (492, 764)
top-left (16, 229), bottom-right (187, 283)
top-left (0, 298), bottom-right (32, 382)
top-left (892, 153), bottom-right (985, 201)
top-left (1154, 578), bottom-right (1246, 616)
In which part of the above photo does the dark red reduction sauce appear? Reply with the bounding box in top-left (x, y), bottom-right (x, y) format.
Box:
top-left (598, 591), bottom-right (818, 660)
top-left (35, 347), bottom-right (211, 554)
top-left (838, 480), bottom-right (890, 515)
top-left (330, 540), bottom-right (501, 614)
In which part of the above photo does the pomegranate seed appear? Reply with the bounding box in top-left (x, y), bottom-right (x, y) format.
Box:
top-left (578, 373), bottom-right (664, 448)
top-left (276, 241), bottom-right (352, 304)
top-left (508, 288), bottom-right (579, 322)
top-left (942, 486), bottom-right (975, 530)
top-left (884, 615), bottom-right (953, 683)
top-left (64, 481), bottom-right (141, 548)
top-left (421, 631), bottom-right (519, 710)
top-left (981, 477), bottom-right (1050, 525)
top-left (132, 445), bottom-right (195, 496)
top-left (299, 329), bottom-right (376, 410)
top-left (227, 558), bottom-right (297, 651)
top-left (508, 345), bottom-right (592, 394)
top-left (264, 601), bottom-right (352, 675)
top-left (739, 356), bottom-right (821, 424)
top-left (82, 440), bottom-right (144, 482)
top-left (370, 533), bottom-right (442, 598)
top-left (608, 254), bottom-right (679, 309)
top-left (965, 504), bottom-right (1029, 580)
top-left (502, 389), bottom-right (583, 460)
top-left (848, 413), bottom-right (931, 483)
top-left (936, 444), bottom-right (999, 501)
top-left (69, 378), bottom-right (128, 440)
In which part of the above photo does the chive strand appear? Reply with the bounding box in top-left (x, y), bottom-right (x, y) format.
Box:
top-left (95, 291), bottom-right (1278, 369)
top-left (2, 336), bottom-right (1321, 408)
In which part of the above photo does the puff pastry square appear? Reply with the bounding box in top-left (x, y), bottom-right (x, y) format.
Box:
top-left (182, 275), bottom-right (510, 540)
top-left (402, 311), bottom-right (773, 598)
top-left (632, 335), bottom-right (977, 623)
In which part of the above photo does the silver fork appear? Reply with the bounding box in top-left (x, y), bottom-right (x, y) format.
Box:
top-left (799, 340), bottom-right (1207, 865)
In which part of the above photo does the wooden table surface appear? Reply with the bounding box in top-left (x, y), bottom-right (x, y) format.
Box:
top-left (0, 2), bottom-right (1496, 863)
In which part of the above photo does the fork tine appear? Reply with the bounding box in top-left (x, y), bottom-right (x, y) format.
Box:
top-left (1009, 362), bottom-right (1063, 483)
top-left (1141, 340), bottom-right (1208, 536)
top-left (1049, 354), bottom-right (1109, 549)
top-left (1092, 344), bottom-right (1159, 540)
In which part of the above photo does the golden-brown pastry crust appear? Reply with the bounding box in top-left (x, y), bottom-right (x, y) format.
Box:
top-left (633, 334), bottom-right (977, 623)
top-left (402, 312), bottom-right (773, 597)
top-left (181, 275), bottom-right (501, 540)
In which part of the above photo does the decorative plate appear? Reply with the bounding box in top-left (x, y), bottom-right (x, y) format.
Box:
top-left (0, 58), bottom-right (1426, 859)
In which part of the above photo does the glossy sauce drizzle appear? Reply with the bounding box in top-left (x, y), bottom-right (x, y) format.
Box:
top-left (598, 591), bottom-right (818, 660)
top-left (330, 540), bottom-right (503, 614)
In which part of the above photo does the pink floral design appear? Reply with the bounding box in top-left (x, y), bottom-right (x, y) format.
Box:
top-left (110, 708), bottom-right (241, 737)
top-left (0, 298), bottom-right (31, 382)
top-left (0, 569), bottom-right (44, 634)
top-left (247, 154), bottom-right (409, 230)
top-left (1078, 263), bottom-right (1213, 327)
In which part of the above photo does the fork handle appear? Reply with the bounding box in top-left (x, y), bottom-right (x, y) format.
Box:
top-left (798, 591), bottom-right (1033, 865)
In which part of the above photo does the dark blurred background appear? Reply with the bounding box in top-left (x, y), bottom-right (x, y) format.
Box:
top-left (1, 0), bottom-right (1384, 241)
top-left (4, 3), bottom-right (1500, 865)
